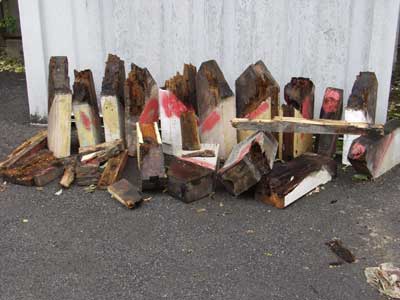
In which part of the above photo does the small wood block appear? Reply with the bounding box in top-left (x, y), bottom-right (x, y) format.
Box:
top-left (343, 72), bottom-right (378, 165)
top-left (101, 54), bottom-right (126, 143)
top-left (136, 122), bottom-right (167, 190)
top-left (168, 158), bottom-right (215, 203)
top-left (108, 179), bottom-right (143, 209)
top-left (218, 131), bottom-right (278, 196)
top-left (348, 120), bottom-right (400, 179)
top-left (196, 60), bottom-right (237, 160)
top-left (255, 153), bottom-right (336, 208)
top-left (73, 69), bottom-right (101, 147)
top-left (98, 150), bottom-right (128, 189)
top-left (124, 63), bottom-right (159, 156)
top-left (60, 165), bottom-right (75, 188)
top-left (236, 60), bottom-right (280, 142)
top-left (315, 87), bottom-right (343, 157)
top-left (180, 110), bottom-right (201, 150)
top-left (33, 164), bottom-right (64, 187)
top-left (0, 130), bottom-right (47, 171)
top-left (75, 161), bottom-right (100, 186)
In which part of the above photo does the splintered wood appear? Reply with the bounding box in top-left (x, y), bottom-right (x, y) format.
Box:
top-left (124, 63), bottom-right (159, 156)
top-left (137, 122), bottom-right (166, 190)
top-left (343, 72), bottom-right (378, 165)
top-left (255, 153), bottom-right (336, 208)
top-left (196, 60), bottom-right (236, 160)
top-left (348, 120), bottom-right (400, 179)
top-left (218, 131), bottom-right (278, 196)
top-left (101, 54), bottom-right (126, 143)
top-left (72, 69), bottom-right (101, 147)
top-left (236, 60), bottom-right (280, 142)
top-left (315, 88), bottom-right (343, 157)
top-left (98, 150), bottom-right (128, 189)
top-left (79, 139), bottom-right (124, 164)
top-left (108, 179), bottom-right (143, 209)
top-left (48, 56), bottom-right (72, 158)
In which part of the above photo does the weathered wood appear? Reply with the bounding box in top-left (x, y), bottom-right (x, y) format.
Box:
top-left (218, 131), bottom-right (278, 196)
top-left (33, 164), bottom-right (64, 187)
top-left (168, 158), bottom-right (215, 203)
top-left (231, 117), bottom-right (384, 135)
top-left (181, 149), bottom-right (215, 158)
top-left (72, 69), bottom-right (102, 147)
top-left (236, 60), bottom-right (280, 142)
top-left (136, 122), bottom-right (167, 190)
top-left (80, 139), bottom-right (124, 164)
top-left (348, 120), bottom-right (400, 179)
top-left (0, 130), bottom-right (47, 171)
top-left (107, 179), bottom-right (143, 209)
top-left (79, 139), bottom-right (124, 154)
top-left (315, 88), bottom-right (343, 157)
top-left (196, 60), bottom-right (237, 160)
top-left (60, 165), bottom-right (75, 188)
top-left (255, 153), bottom-right (336, 208)
top-left (97, 150), bottom-right (128, 189)
top-left (101, 54), bottom-right (126, 143)
top-left (48, 57), bottom-right (72, 158)
top-left (326, 239), bottom-right (356, 264)
top-left (343, 72), bottom-right (378, 165)
top-left (180, 144), bottom-right (219, 171)
top-left (124, 63), bottom-right (159, 156)
top-left (75, 161), bottom-right (100, 186)
top-left (180, 110), bottom-right (201, 150)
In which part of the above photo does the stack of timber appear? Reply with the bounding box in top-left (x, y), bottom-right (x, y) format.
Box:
top-left (281, 78), bottom-right (315, 160)
top-left (101, 54), bottom-right (126, 143)
top-left (315, 87), bottom-right (343, 157)
top-left (196, 60), bottom-right (236, 160)
top-left (343, 72), bottom-right (378, 165)
top-left (235, 60), bottom-right (280, 142)
top-left (72, 69), bottom-right (102, 147)
top-left (348, 120), bottom-right (400, 179)
top-left (255, 153), bottom-right (337, 208)
top-left (48, 56), bottom-right (72, 158)
top-left (124, 63), bottom-right (159, 156)
top-left (136, 122), bottom-right (167, 190)
top-left (218, 131), bottom-right (278, 196)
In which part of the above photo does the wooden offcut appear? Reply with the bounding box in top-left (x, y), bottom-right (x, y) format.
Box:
top-left (218, 131), bottom-right (278, 196)
top-left (236, 60), bottom-right (280, 142)
top-left (196, 60), bottom-right (237, 160)
top-left (72, 69), bottom-right (102, 147)
top-left (75, 161), bottom-right (100, 186)
top-left (101, 54), bottom-right (126, 143)
top-left (33, 164), bottom-right (64, 187)
top-left (79, 139), bottom-right (124, 164)
top-left (124, 63), bottom-right (159, 156)
top-left (60, 164), bottom-right (75, 188)
top-left (255, 153), bottom-right (336, 208)
top-left (48, 56), bottom-right (72, 158)
top-left (97, 150), bottom-right (128, 189)
top-left (315, 87), bottom-right (343, 157)
top-left (108, 179), bottom-right (143, 209)
top-left (180, 111), bottom-right (201, 150)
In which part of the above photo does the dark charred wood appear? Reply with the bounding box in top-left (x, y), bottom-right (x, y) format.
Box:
top-left (101, 54), bottom-right (126, 101)
top-left (108, 179), bottom-right (143, 209)
top-left (325, 239), bottom-right (355, 264)
top-left (180, 111), bottom-right (201, 150)
top-left (97, 150), bottom-right (128, 189)
top-left (284, 77), bottom-right (314, 119)
top-left (48, 56), bottom-right (71, 111)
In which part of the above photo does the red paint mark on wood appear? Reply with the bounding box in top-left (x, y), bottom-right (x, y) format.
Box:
top-left (160, 90), bottom-right (188, 118)
top-left (245, 101), bottom-right (270, 119)
top-left (323, 88), bottom-right (341, 113)
top-left (180, 157), bottom-right (216, 170)
top-left (301, 96), bottom-right (313, 119)
top-left (350, 142), bottom-right (366, 160)
top-left (139, 98), bottom-right (159, 124)
top-left (200, 110), bottom-right (221, 134)
top-left (80, 111), bottom-right (91, 130)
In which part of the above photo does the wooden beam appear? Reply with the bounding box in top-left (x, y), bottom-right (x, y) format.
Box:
top-left (196, 60), bottom-right (237, 160)
top-left (72, 69), bottom-right (102, 147)
top-left (101, 54), bottom-right (126, 143)
top-left (235, 60), bottom-right (280, 142)
top-left (315, 87), bottom-right (343, 157)
top-left (180, 111), bottom-right (201, 150)
top-left (107, 179), bottom-right (143, 209)
top-left (231, 117), bottom-right (384, 135)
top-left (97, 150), bottom-right (128, 189)
top-left (255, 153), bottom-right (337, 208)
top-left (218, 131), bottom-right (278, 196)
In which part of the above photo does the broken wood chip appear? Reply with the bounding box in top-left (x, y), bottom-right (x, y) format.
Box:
top-left (325, 238), bottom-right (355, 264)
top-left (84, 184), bottom-right (96, 193)
top-left (107, 179), bottom-right (143, 209)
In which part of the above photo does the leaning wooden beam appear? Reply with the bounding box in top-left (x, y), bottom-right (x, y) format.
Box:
top-left (315, 87), bottom-right (343, 157)
top-left (108, 179), bottom-right (143, 209)
top-left (48, 56), bottom-right (72, 158)
top-left (255, 153), bottom-right (337, 208)
top-left (0, 130), bottom-right (47, 171)
top-left (231, 117), bottom-right (384, 135)
top-left (124, 63), bottom-right (159, 156)
top-left (97, 149), bottom-right (128, 189)
top-left (180, 111), bottom-right (201, 150)
top-left (218, 131), bottom-right (278, 196)
top-left (136, 122), bottom-right (167, 190)
top-left (101, 54), bottom-right (126, 143)
top-left (72, 69), bottom-right (102, 147)
top-left (196, 60), bottom-right (237, 160)
top-left (348, 120), bottom-right (400, 179)
top-left (343, 72), bottom-right (378, 165)
top-left (235, 60), bottom-right (280, 142)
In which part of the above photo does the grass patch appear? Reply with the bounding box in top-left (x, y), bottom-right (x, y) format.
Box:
top-left (0, 50), bottom-right (24, 73)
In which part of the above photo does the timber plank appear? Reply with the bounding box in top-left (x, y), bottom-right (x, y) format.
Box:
top-left (108, 179), bottom-right (143, 209)
top-left (97, 150), bottom-right (128, 189)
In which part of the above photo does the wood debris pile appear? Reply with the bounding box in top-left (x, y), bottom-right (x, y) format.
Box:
top-left (1, 54), bottom-right (397, 209)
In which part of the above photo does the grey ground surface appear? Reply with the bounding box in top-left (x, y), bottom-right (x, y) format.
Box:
top-left (0, 72), bottom-right (399, 300)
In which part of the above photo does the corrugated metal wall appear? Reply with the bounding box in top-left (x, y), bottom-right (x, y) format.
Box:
top-left (19, 0), bottom-right (400, 123)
